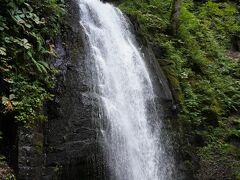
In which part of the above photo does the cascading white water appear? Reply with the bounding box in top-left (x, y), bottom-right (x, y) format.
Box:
top-left (78, 0), bottom-right (174, 179)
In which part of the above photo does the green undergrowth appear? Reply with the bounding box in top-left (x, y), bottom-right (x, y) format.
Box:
top-left (0, 0), bottom-right (65, 124)
top-left (119, 0), bottom-right (240, 178)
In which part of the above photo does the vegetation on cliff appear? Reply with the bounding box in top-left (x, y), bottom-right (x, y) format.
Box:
top-left (0, 0), bottom-right (65, 123)
top-left (0, 0), bottom-right (65, 177)
top-left (0, 0), bottom-right (240, 179)
top-left (119, 0), bottom-right (240, 179)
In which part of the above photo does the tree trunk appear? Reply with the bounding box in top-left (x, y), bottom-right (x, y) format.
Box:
top-left (170, 0), bottom-right (182, 36)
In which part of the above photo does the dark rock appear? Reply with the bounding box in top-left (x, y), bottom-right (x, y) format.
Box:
top-left (231, 35), bottom-right (240, 52)
top-left (0, 114), bottom-right (18, 174)
top-left (42, 0), bottom-right (105, 179)
top-left (18, 124), bottom-right (44, 180)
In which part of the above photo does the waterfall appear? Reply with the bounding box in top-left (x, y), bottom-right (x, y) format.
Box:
top-left (78, 0), bottom-right (174, 179)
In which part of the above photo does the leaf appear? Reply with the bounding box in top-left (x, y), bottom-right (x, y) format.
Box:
top-left (1, 96), bottom-right (13, 111)
top-left (12, 101), bottom-right (19, 106)
top-left (38, 63), bottom-right (48, 74)
top-left (3, 78), bottom-right (14, 83)
top-left (2, 96), bottom-right (9, 105)
top-left (24, 2), bottom-right (33, 12)
top-left (21, 39), bottom-right (31, 49)
top-left (4, 37), bottom-right (11, 43)
top-left (9, 94), bottom-right (15, 100)
top-left (29, 32), bottom-right (44, 51)
top-left (39, 61), bottom-right (50, 68)
top-left (19, 13), bottom-right (25, 18)
top-left (22, 39), bottom-right (31, 49)
top-left (32, 14), bottom-right (44, 25)
top-left (25, 23), bottom-right (32, 28)
top-left (49, 44), bottom-right (57, 56)
top-left (15, 15), bottom-right (22, 21)
top-left (27, 51), bottom-right (47, 73)
top-left (0, 47), bottom-right (6, 56)
top-left (6, 101), bottom-right (13, 111)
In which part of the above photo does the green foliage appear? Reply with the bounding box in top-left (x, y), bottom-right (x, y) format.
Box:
top-left (10, 78), bottom-right (54, 123)
top-left (119, 0), bottom-right (240, 178)
top-left (0, 0), bottom-right (65, 124)
top-left (0, 159), bottom-right (16, 180)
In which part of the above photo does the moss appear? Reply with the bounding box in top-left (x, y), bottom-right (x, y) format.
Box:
top-left (197, 142), bottom-right (240, 179)
top-left (119, 0), bottom-right (240, 178)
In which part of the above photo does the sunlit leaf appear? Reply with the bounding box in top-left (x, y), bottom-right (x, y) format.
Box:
top-left (3, 78), bottom-right (14, 83)
top-left (0, 47), bottom-right (6, 56)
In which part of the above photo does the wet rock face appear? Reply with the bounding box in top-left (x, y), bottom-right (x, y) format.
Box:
top-left (18, 0), bottom-right (176, 179)
top-left (42, 0), bottom-right (105, 179)
top-left (18, 124), bottom-right (44, 180)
